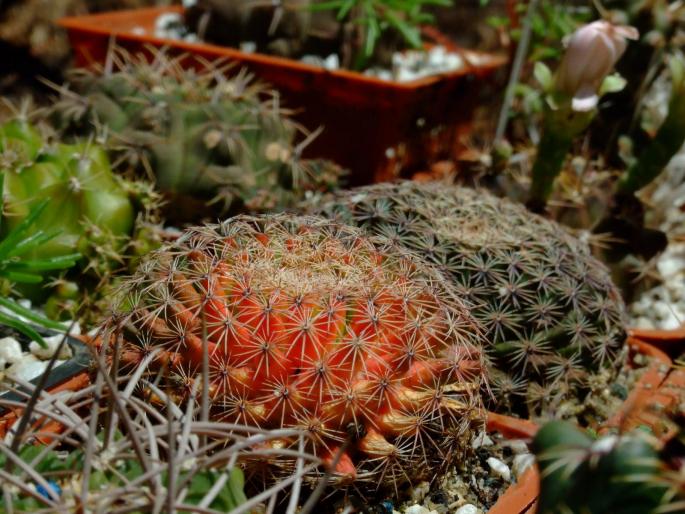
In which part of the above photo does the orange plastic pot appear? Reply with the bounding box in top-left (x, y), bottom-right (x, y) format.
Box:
top-left (602, 327), bottom-right (685, 440)
top-left (58, 6), bottom-right (507, 184)
top-left (628, 325), bottom-right (685, 360)
top-left (487, 412), bottom-right (540, 514)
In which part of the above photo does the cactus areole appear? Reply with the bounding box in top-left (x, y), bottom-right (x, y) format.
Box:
top-left (106, 214), bottom-right (486, 488)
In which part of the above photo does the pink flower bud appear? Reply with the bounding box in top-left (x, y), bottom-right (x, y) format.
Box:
top-left (555, 20), bottom-right (638, 112)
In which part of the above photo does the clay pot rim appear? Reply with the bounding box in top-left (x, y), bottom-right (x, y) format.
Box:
top-left (58, 6), bottom-right (507, 90)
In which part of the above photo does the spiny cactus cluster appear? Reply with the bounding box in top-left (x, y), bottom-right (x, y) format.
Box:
top-left (105, 214), bottom-right (486, 490)
top-left (49, 48), bottom-right (344, 217)
top-left (533, 420), bottom-right (685, 514)
top-left (307, 181), bottom-right (627, 417)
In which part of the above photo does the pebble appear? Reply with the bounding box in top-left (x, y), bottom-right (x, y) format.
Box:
top-left (0, 337), bottom-right (23, 368)
top-left (486, 457), bottom-right (511, 481)
top-left (240, 41), bottom-right (256, 53)
top-left (410, 481), bottom-right (431, 503)
top-left (384, 45), bottom-right (464, 82)
top-left (154, 12), bottom-right (186, 40)
top-left (404, 505), bottom-right (437, 514)
top-left (512, 454), bottom-right (535, 478)
top-left (629, 242), bottom-right (685, 330)
top-left (591, 435), bottom-right (618, 453)
top-left (6, 355), bottom-right (53, 383)
top-left (29, 335), bottom-right (73, 361)
top-left (323, 54), bottom-right (340, 70)
top-left (472, 431), bottom-right (494, 449)
top-left (506, 439), bottom-right (529, 455)
top-left (455, 505), bottom-right (479, 514)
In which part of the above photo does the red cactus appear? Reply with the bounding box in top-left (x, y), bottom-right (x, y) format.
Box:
top-left (105, 214), bottom-right (485, 490)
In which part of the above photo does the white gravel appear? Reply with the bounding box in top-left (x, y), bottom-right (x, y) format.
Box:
top-left (0, 337), bottom-right (23, 369)
top-left (152, 13), bottom-right (467, 83)
top-left (0, 299), bottom-right (79, 389)
top-left (486, 457), bottom-right (511, 482)
top-left (630, 242), bottom-right (685, 330)
top-left (512, 454), bottom-right (535, 478)
top-left (29, 334), bottom-right (73, 360)
top-left (455, 505), bottom-right (479, 514)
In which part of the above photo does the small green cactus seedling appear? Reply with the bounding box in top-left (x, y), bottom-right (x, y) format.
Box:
top-left (533, 421), bottom-right (685, 514)
top-left (307, 181), bottom-right (627, 418)
top-left (49, 48), bottom-right (345, 217)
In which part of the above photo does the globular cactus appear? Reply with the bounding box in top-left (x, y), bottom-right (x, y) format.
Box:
top-left (104, 214), bottom-right (486, 491)
top-left (49, 49), bottom-right (344, 217)
top-left (306, 181), bottom-right (627, 417)
top-left (0, 119), bottom-right (135, 284)
top-left (533, 420), bottom-right (685, 514)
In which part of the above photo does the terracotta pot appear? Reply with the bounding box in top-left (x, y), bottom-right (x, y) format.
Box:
top-left (58, 6), bottom-right (507, 184)
top-left (487, 412), bottom-right (540, 514)
top-left (628, 325), bottom-right (685, 359)
top-left (601, 327), bottom-right (685, 440)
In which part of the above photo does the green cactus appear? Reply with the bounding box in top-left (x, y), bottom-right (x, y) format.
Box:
top-left (533, 421), bottom-right (684, 514)
top-left (0, 118), bottom-right (163, 321)
top-left (307, 181), bottom-right (627, 417)
top-left (0, 175), bottom-right (80, 347)
top-left (49, 48), bottom-right (344, 217)
top-left (1, 119), bottom-right (133, 268)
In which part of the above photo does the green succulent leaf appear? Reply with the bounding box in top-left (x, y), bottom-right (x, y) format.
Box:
top-left (0, 296), bottom-right (71, 332)
top-left (0, 309), bottom-right (48, 349)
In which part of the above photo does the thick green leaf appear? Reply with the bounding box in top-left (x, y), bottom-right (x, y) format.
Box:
top-left (0, 200), bottom-right (50, 261)
top-left (0, 310), bottom-right (47, 348)
top-left (0, 296), bottom-right (70, 332)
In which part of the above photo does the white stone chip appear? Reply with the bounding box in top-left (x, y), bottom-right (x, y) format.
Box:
top-left (472, 431), bottom-right (494, 449)
top-left (29, 334), bottom-right (73, 360)
top-left (486, 457), bottom-right (511, 481)
top-left (6, 355), bottom-right (52, 383)
top-left (506, 439), bottom-right (529, 454)
top-left (0, 337), bottom-right (23, 368)
top-left (404, 505), bottom-right (436, 514)
top-left (512, 453), bottom-right (535, 478)
top-left (455, 505), bottom-right (479, 514)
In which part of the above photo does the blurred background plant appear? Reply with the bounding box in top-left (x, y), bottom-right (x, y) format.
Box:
top-left (49, 48), bottom-right (345, 222)
top-left (0, 0), bottom-right (172, 96)
top-left (533, 419), bottom-right (685, 513)
top-left (185, 0), bottom-right (463, 70)
top-left (0, 109), bottom-right (165, 324)
top-left (309, 0), bottom-right (452, 69)
top-left (481, 0), bottom-right (685, 320)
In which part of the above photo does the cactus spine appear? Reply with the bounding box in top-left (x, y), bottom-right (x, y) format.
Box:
top-left (307, 181), bottom-right (627, 417)
top-left (105, 214), bottom-right (486, 490)
top-left (49, 48), bottom-right (344, 217)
